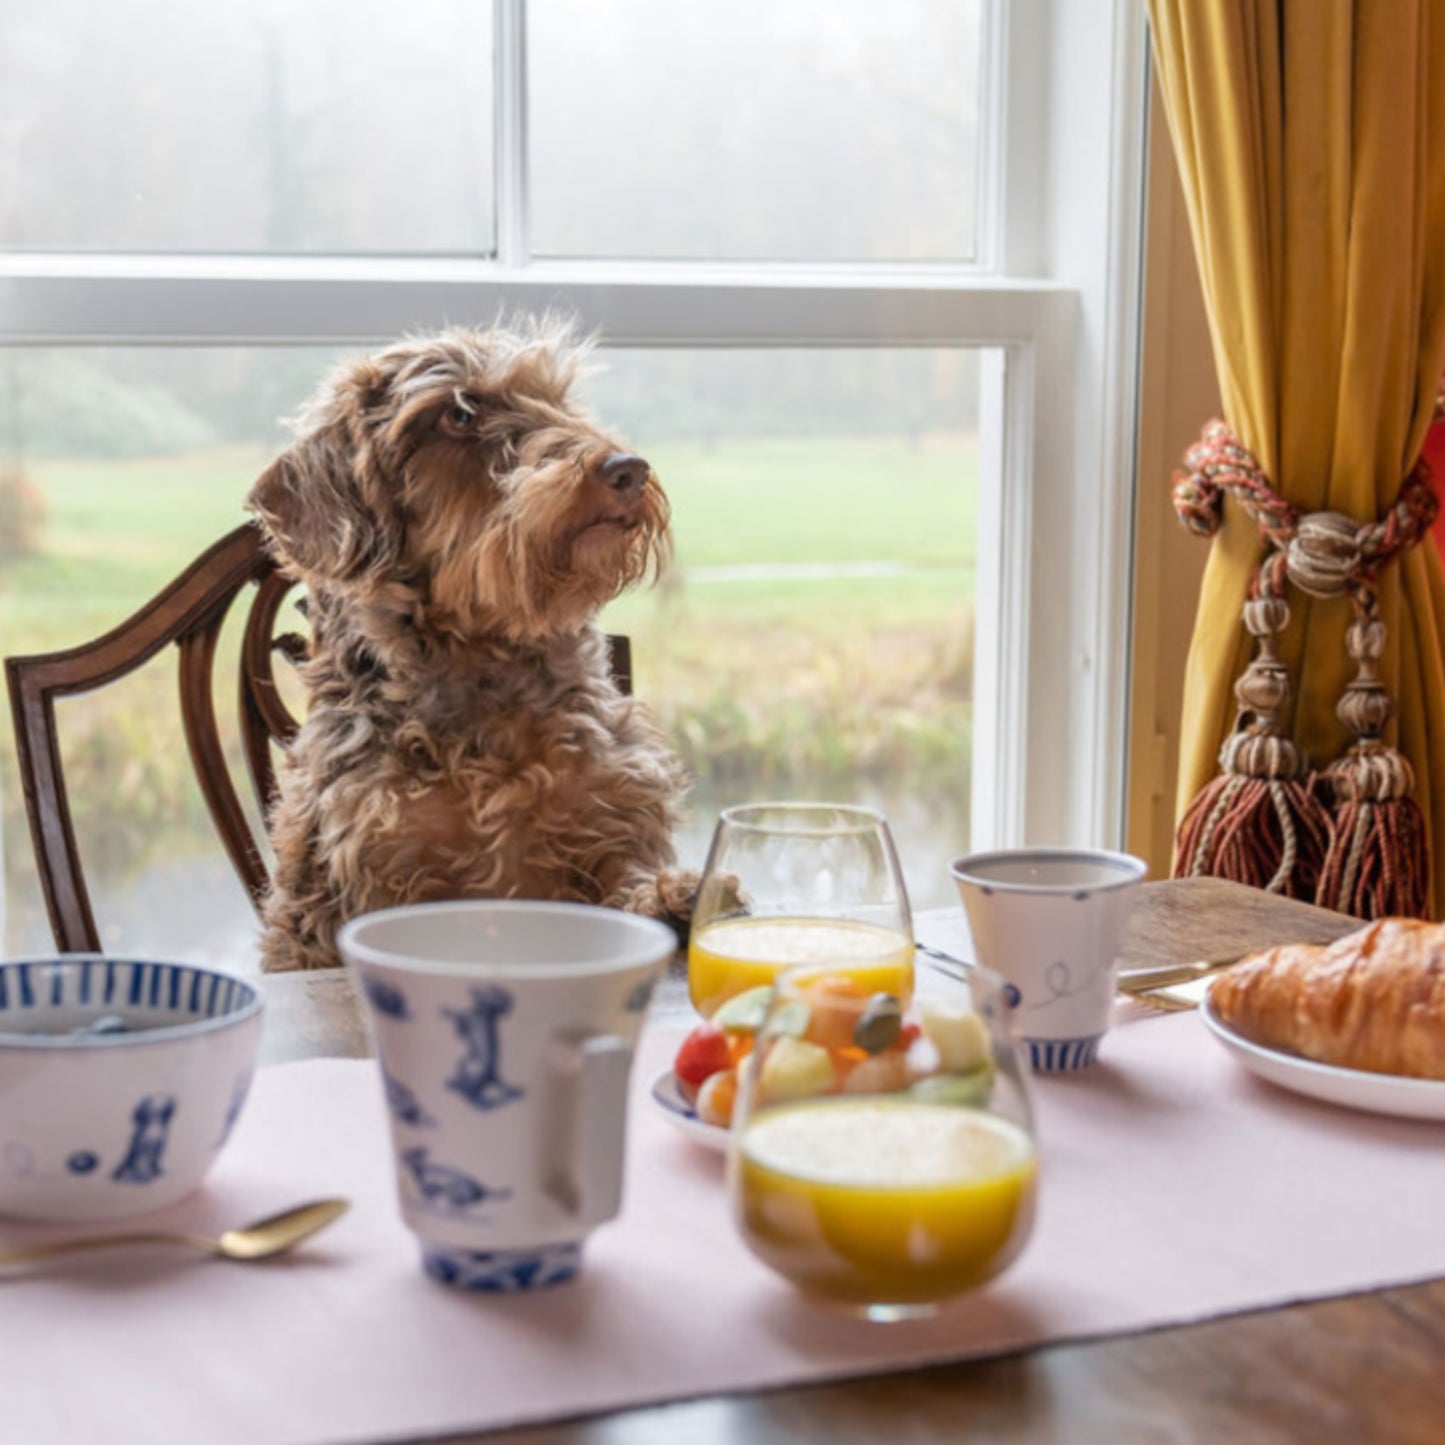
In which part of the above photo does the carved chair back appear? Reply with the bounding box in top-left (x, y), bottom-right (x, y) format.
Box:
top-left (5, 520), bottom-right (633, 953)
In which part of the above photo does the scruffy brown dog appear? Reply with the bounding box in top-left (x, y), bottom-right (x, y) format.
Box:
top-left (248, 321), bottom-right (696, 972)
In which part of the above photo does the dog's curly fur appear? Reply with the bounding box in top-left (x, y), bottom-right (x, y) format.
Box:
top-left (248, 321), bottom-right (695, 972)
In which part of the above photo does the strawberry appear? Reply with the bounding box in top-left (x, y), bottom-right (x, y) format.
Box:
top-left (674, 1023), bottom-right (732, 1094)
top-left (891, 1021), bottom-right (923, 1051)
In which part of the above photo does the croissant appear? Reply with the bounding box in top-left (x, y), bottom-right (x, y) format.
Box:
top-left (1209, 918), bottom-right (1445, 1081)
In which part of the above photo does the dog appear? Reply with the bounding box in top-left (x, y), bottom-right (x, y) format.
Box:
top-left (248, 320), bottom-right (696, 972)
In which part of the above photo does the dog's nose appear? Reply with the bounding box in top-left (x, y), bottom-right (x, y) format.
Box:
top-left (596, 452), bottom-right (651, 498)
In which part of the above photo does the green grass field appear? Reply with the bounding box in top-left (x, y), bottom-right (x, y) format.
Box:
top-left (3, 433), bottom-right (977, 644)
top-left (1, 433), bottom-right (979, 941)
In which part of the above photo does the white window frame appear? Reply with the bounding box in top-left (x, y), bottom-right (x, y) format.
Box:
top-left (0, 0), bottom-right (1150, 857)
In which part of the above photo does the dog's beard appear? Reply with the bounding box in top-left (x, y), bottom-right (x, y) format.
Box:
top-left (451, 477), bottom-right (670, 642)
top-left (567, 483), bottom-right (670, 584)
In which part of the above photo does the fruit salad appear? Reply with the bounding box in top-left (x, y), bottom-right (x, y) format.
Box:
top-left (671, 973), bottom-right (996, 1129)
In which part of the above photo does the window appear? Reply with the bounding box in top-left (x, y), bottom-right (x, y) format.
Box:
top-left (528, 0), bottom-right (982, 261)
top-left (0, 0), bottom-right (495, 254)
top-left (0, 1), bottom-right (1148, 963)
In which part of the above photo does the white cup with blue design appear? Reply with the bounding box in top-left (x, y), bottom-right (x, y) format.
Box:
top-left (339, 899), bottom-right (675, 1292)
top-left (949, 850), bottom-right (1147, 1073)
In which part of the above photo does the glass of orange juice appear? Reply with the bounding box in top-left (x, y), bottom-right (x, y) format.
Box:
top-left (688, 803), bottom-right (915, 1019)
top-left (729, 962), bottom-right (1036, 1321)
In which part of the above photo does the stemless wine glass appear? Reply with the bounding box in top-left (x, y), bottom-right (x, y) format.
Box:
top-left (687, 803), bottom-right (915, 1020)
top-left (729, 961), bottom-right (1037, 1321)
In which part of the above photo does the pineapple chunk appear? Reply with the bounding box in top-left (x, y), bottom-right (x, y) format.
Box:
top-left (758, 1036), bottom-right (835, 1104)
top-left (842, 1051), bottom-right (912, 1096)
top-left (918, 1002), bottom-right (991, 1073)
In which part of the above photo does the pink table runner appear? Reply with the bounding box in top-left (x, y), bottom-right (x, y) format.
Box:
top-left (1, 1014), bottom-right (1443, 1444)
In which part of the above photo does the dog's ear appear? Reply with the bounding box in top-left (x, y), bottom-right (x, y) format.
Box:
top-left (247, 426), bottom-right (392, 588)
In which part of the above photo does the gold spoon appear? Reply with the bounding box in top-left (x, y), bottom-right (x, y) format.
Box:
top-left (0, 1198), bottom-right (350, 1269)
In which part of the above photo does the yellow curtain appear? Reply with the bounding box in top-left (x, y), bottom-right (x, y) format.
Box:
top-left (1148, 0), bottom-right (1445, 913)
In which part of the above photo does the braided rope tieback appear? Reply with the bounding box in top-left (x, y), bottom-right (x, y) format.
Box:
top-left (1169, 418), bottom-right (1439, 918)
top-left (1172, 420), bottom-right (1438, 582)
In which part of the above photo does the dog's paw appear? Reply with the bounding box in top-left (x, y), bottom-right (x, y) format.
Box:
top-left (654, 867), bottom-right (703, 922)
top-left (259, 930), bottom-right (339, 974)
top-left (615, 868), bottom-right (702, 947)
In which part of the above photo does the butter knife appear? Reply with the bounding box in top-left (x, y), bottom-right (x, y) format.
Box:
top-left (1119, 956), bottom-right (1249, 1011)
top-left (918, 943), bottom-right (1241, 1009)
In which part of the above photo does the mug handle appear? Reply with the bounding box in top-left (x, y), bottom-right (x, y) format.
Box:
top-left (543, 1033), bottom-right (632, 1225)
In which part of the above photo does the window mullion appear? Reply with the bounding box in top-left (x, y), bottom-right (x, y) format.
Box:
top-left (974, 0), bottom-right (1004, 272)
top-left (494, 0), bottom-right (530, 267)
top-left (991, 0), bottom-right (1048, 276)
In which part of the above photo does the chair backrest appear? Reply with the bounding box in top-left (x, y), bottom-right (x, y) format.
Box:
top-left (6, 519), bottom-right (634, 954)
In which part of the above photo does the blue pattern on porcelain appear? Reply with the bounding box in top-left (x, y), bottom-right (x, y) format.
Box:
top-left (0, 959), bottom-right (258, 1036)
top-left (624, 977), bottom-right (656, 1013)
top-left (1024, 958), bottom-right (1109, 1010)
top-left (383, 1071), bottom-right (436, 1127)
top-left (363, 977), bottom-right (411, 1020)
top-left (401, 1146), bottom-right (511, 1211)
top-left (422, 1241), bottom-right (582, 1292)
top-left (1024, 1035), bottom-right (1103, 1072)
top-left (112, 1094), bottom-right (177, 1183)
top-left (444, 986), bottom-right (524, 1111)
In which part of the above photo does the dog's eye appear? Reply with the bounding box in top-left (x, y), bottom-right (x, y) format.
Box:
top-left (441, 403), bottom-right (477, 437)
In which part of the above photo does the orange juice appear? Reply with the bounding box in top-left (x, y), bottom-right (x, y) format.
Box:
top-left (688, 917), bottom-right (914, 1018)
top-left (734, 1099), bottom-right (1036, 1308)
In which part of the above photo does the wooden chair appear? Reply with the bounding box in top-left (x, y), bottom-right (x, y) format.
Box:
top-left (6, 520), bottom-right (634, 954)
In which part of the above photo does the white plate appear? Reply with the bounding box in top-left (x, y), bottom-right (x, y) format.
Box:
top-left (1200, 991), bottom-right (1445, 1122)
top-left (650, 1071), bottom-right (729, 1152)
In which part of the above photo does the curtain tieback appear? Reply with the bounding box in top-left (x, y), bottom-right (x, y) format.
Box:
top-left (1169, 419), bottom-right (1438, 918)
top-left (1171, 419), bottom-right (1438, 581)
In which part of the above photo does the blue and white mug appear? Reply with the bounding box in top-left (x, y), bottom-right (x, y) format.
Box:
top-left (949, 850), bottom-right (1147, 1073)
top-left (339, 900), bottom-right (675, 1292)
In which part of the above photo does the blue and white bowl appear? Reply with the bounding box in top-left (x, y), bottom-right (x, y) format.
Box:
top-left (0, 957), bottom-right (263, 1222)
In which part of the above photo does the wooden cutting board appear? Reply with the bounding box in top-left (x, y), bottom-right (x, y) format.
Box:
top-left (1120, 876), bottom-right (1359, 970)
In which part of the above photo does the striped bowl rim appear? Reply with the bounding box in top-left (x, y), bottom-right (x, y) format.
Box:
top-left (0, 956), bottom-right (262, 1050)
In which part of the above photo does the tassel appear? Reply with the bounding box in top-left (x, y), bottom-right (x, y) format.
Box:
top-left (1174, 730), bottom-right (1333, 899)
top-left (1315, 600), bottom-right (1431, 919)
top-left (1316, 744), bottom-right (1429, 918)
top-left (1173, 591), bottom-right (1333, 899)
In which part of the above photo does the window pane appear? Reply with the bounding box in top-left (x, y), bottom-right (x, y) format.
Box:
top-left (530, 0), bottom-right (982, 262)
top-left (591, 348), bottom-right (981, 911)
top-left (0, 2), bottom-right (493, 254)
top-left (0, 346), bottom-right (350, 966)
top-left (1, 342), bottom-right (979, 964)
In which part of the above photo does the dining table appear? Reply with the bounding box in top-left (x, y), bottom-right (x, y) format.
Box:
top-left (252, 876), bottom-right (1445, 1445)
